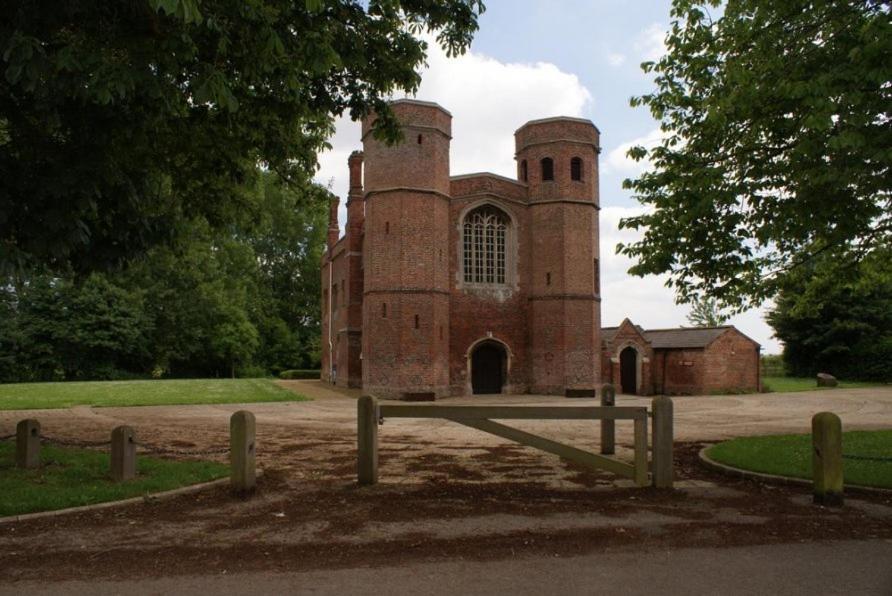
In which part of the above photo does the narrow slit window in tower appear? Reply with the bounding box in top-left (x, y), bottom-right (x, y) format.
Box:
top-left (414, 315), bottom-right (420, 329)
top-left (594, 258), bottom-right (600, 294)
top-left (520, 160), bottom-right (528, 182)
top-left (571, 157), bottom-right (583, 181)
top-left (541, 157), bottom-right (554, 181)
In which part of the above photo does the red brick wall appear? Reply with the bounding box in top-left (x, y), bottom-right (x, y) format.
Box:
top-left (517, 118), bottom-right (602, 394)
top-left (658, 349), bottom-right (704, 395)
top-left (326, 103), bottom-right (607, 398)
top-left (361, 102), bottom-right (452, 398)
top-left (448, 186), bottom-right (530, 394)
top-left (702, 330), bottom-right (760, 393)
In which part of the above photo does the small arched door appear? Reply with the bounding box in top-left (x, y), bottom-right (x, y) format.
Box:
top-left (471, 342), bottom-right (506, 394)
top-left (620, 346), bottom-right (638, 395)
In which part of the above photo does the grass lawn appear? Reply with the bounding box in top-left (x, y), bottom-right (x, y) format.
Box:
top-left (762, 376), bottom-right (883, 393)
top-left (0, 442), bottom-right (229, 516)
top-left (707, 430), bottom-right (892, 489)
top-left (0, 378), bottom-right (308, 410)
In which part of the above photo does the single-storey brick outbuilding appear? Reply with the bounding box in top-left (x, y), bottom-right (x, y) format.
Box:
top-left (601, 318), bottom-right (761, 395)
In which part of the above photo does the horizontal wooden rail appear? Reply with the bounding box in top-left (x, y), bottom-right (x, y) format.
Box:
top-left (359, 392), bottom-right (673, 490)
top-left (378, 404), bottom-right (647, 421)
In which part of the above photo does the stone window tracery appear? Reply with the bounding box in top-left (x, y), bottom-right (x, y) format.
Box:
top-left (463, 206), bottom-right (508, 285)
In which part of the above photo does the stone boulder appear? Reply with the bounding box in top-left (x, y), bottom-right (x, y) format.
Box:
top-left (816, 373), bottom-right (838, 387)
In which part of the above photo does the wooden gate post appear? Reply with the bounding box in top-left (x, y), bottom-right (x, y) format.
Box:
top-left (600, 384), bottom-right (616, 455)
top-left (358, 395), bottom-right (379, 485)
top-left (633, 414), bottom-right (648, 487)
top-left (812, 412), bottom-right (843, 506)
top-left (110, 425), bottom-right (137, 482)
top-left (16, 419), bottom-right (41, 469)
top-left (230, 410), bottom-right (256, 493)
top-left (651, 396), bottom-right (674, 488)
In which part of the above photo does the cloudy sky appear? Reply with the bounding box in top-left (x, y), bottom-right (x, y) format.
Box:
top-left (315, 0), bottom-right (780, 353)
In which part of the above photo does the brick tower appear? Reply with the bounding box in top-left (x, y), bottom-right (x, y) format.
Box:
top-left (515, 117), bottom-right (602, 394)
top-left (361, 100), bottom-right (452, 398)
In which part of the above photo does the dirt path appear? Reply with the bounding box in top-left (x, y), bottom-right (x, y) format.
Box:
top-left (1, 383), bottom-right (891, 584)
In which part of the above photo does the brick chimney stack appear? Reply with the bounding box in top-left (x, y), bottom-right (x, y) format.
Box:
top-left (327, 195), bottom-right (340, 251)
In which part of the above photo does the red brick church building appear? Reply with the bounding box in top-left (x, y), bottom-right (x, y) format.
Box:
top-left (321, 100), bottom-right (759, 398)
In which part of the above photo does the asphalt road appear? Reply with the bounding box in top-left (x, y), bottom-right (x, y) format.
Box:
top-left (3, 540), bottom-right (891, 596)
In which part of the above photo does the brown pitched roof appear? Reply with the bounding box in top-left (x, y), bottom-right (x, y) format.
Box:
top-left (642, 326), bottom-right (732, 349)
top-left (600, 324), bottom-right (759, 349)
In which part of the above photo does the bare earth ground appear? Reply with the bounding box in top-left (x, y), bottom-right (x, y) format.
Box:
top-left (1, 382), bottom-right (891, 591)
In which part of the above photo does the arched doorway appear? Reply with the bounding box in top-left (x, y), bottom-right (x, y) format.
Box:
top-left (471, 341), bottom-right (506, 394)
top-left (620, 346), bottom-right (638, 395)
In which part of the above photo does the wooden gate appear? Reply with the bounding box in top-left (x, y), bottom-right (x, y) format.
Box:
top-left (356, 395), bottom-right (674, 489)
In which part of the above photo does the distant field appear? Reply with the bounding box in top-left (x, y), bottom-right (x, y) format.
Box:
top-left (762, 376), bottom-right (883, 393)
top-left (0, 378), bottom-right (308, 410)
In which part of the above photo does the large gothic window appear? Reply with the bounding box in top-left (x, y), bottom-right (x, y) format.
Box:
top-left (463, 205), bottom-right (508, 285)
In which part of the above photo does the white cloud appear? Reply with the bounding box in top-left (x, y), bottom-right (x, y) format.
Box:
top-left (602, 127), bottom-right (663, 177)
top-left (607, 52), bottom-right (626, 67)
top-left (634, 23), bottom-right (667, 62)
top-left (600, 206), bottom-right (781, 353)
top-left (314, 36), bottom-right (593, 225)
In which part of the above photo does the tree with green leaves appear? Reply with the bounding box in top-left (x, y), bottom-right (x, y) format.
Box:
top-left (767, 247), bottom-right (892, 382)
top-left (1, 0), bottom-right (484, 274)
top-left (686, 297), bottom-right (729, 328)
top-left (619, 1), bottom-right (891, 309)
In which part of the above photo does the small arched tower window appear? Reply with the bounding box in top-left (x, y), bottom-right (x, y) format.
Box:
top-left (571, 157), bottom-right (583, 181)
top-left (541, 157), bottom-right (554, 181)
top-left (417, 134), bottom-right (423, 144)
top-left (520, 160), bottom-right (528, 182)
top-left (463, 205), bottom-right (509, 285)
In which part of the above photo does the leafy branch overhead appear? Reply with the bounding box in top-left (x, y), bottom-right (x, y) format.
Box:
top-left (0, 0), bottom-right (485, 274)
top-left (619, 0), bottom-right (891, 309)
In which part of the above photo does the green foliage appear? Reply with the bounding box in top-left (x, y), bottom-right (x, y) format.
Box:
top-left (685, 297), bottom-right (729, 327)
top-left (760, 376), bottom-right (880, 393)
top-left (0, 442), bottom-right (229, 516)
top-left (620, 1), bottom-right (891, 309)
top-left (767, 248), bottom-right (892, 382)
top-left (760, 354), bottom-right (786, 377)
top-left (0, 173), bottom-right (330, 381)
top-left (0, 0), bottom-right (484, 274)
top-left (279, 369), bottom-right (321, 380)
top-left (707, 430), bottom-right (892, 489)
top-left (0, 378), bottom-right (306, 410)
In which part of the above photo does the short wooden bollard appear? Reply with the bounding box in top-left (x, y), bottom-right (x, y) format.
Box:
top-left (16, 419), bottom-right (41, 469)
top-left (600, 384), bottom-right (616, 455)
top-left (812, 412), bottom-right (843, 506)
top-left (110, 425), bottom-right (137, 482)
top-left (651, 395), bottom-right (674, 488)
top-left (230, 410), bottom-right (256, 493)
top-left (357, 395), bottom-right (379, 485)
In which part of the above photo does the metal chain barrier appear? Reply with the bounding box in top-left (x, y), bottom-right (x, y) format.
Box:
top-left (134, 440), bottom-right (230, 457)
top-left (843, 453), bottom-right (892, 463)
top-left (40, 436), bottom-right (110, 448)
top-left (28, 434), bottom-right (229, 457)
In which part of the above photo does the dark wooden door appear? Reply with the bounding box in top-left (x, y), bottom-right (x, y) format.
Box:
top-left (472, 343), bottom-right (504, 394)
top-left (620, 347), bottom-right (637, 395)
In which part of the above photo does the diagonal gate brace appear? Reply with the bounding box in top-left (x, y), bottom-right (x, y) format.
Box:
top-left (449, 417), bottom-right (638, 482)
